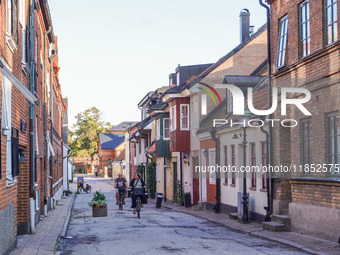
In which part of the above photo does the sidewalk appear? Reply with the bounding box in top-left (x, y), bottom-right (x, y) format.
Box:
top-left (9, 193), bottom-right (75, 255)
top-left (148, 198), bottom-right (340, 255)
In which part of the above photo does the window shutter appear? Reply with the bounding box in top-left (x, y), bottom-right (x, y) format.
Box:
top-left (12, 0), bottom-right (18, 43)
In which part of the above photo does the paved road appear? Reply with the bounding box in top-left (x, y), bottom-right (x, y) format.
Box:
top-left (59, 177), bottom-right (309, 255)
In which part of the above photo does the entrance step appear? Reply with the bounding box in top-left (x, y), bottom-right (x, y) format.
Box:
top-left (262, 221), bottom-right (286, 232)
top-left (229, 212), bottom-right (239, 220)
top-left (272, 214), bottom-right (290, 226)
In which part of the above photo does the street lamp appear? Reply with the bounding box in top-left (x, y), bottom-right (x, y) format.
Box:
top-left (237, 106), bottom-right (252, 223)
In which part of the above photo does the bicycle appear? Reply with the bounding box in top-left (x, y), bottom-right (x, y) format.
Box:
top-left (78, 183), bottom-right (92, 194)
top-left (136, 196), bottom-right (141, 219)
top-left (118, 189), bottom-right (125, 211)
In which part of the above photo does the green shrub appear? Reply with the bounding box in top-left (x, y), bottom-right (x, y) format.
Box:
top-left (146, 161), bottom-right (156, 199)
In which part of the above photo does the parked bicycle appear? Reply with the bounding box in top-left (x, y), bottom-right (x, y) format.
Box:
top-left (77, 183), bottom-right (92, 194)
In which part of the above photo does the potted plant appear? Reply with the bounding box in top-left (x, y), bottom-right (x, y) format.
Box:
top-left (88, 191), bottom-right (109, 217)
top-left (183, 192), bottom-right (191, 208)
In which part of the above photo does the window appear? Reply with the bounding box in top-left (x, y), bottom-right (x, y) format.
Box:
top-left (176, 71), bottom-right (180, 85)
top-left (134, 143), bottom-right (136, 157)
top-left (326, 113), bottom-right (340, 175)
top-left (180, 104), bottom-right (189, 130)
top-left (156, 119), bottom-right (160, 140)
top-left (261, 142), bottom-right (267, 190)
top-left (300, 0), bottom-right (310, 57)
top-left (6, 0), bottom-right (19, 51)
top-left (325, 0), bottom-right (338, 45)
top-left (301, 119), bottom-right (311, 174)
top-left (250, 143), bottom-right (256, 189)
top-left (2, 74), bottom-right (13, 184)
top-left (224, 146), bottom-right (228, 184)
top-left (231, 145), bottom-right (236, 186)
top-left (163, 118), bottom-right (170, 139)
top-left (170, 106), bottom-right (176, 131)
top-left (209, 149), bottom-right (216, 184)
top-left (19, 0), bottom-right (25, 27)
top-left (277, 15), bottom-right (288, 68)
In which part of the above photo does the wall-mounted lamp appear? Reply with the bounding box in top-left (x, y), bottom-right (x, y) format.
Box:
top-left (183, 155), bottom-right (190, 165)
top-left (55, 159), bottom-right (58, 164)
top-left (202, 149), bottom-right (208, 157)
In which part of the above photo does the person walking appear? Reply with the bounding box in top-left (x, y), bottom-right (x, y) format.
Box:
top-left (95, 168), bottom-right (98, 177)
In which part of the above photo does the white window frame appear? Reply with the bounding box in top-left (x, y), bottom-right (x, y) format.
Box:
top-left (209, 148), bottom-right (216, 184)
top-left (170, 106), bottom-right (176, 132)
top-left (163, 118), bottom-right (170, 140)
top-left (300, 0), bottom-right (310, 58)
top-left (156, 119), bottom-right (160, 141)
top-left (19, 0), bottom-right (25, 27)
top-left (276, 15), bottom-right (288, 68)
top-left (176, 71), bottom-right (180, 85)
top-left (325, 0), bottom-right (338, 45)
top-left (2, 72), bottom-right (13, 185)
top-left (6, 0), bottom-right (17, 52)
top-left (180, 104), bottom-right (189, 131)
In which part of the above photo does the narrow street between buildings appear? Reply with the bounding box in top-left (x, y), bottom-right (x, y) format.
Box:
top-left (56, 177), bottom-right (312, 255)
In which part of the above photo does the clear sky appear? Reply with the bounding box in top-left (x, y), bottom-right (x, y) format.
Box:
top-left (48, 0), bottom-right (267, 128)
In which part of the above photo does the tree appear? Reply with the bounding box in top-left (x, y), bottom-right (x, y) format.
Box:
top-left (68, 107), bottom-right (111, 161)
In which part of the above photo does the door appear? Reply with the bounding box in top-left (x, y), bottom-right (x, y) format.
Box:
top-left (201, 150), bottom-right (207, 201)
top-left (173, 162), bottom-right (177, 201)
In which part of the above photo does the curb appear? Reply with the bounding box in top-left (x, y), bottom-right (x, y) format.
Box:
top-left (54, 192), bottom-right (76, 255)
top-left (149, 200), bottom-right (324, 255)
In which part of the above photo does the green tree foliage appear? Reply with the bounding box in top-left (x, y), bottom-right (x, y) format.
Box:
top-left (146, 161), bottom-right (156, 199)
top-left (68, 107), bottom-right (111, 159)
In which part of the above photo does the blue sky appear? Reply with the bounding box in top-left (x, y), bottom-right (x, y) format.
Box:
top-left (48, 0), bottom-right (267, 128)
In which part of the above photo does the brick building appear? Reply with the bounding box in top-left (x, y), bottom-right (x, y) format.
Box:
top-left (266, 0), bottom-right (340, 242)
top-left (0, 1), bottom-right (65, 253)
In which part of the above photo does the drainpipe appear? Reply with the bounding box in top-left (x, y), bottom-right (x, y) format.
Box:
top-left (210, 127), bottom-right (220, 213)
top-left (180, 152), bottom-right (183, 192)
top-left (29, 0), bottom-right (36, 233)
top-left (164, 158), bottom-right (167, 202)
top-left (259, 0), bottom-right (274, 219)
top-left (43, 25), bottom-right (51, 216)
top-left (49, 48), bottom-right (57, 201)
top-left (259, 119), bottom-right (271, 221)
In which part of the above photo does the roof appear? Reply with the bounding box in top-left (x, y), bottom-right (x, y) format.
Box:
top-left (224, 75), bottom-right (264, 87)
top-left (198, 76), bottom-right (269, 134)
top-left (146, 143), bottom-right (156, 153)
top-left (99, 133), bottom-right (125, 150)
top-left (150, 102), bottom-right (168, 111)
top-left (108, 122), bottom-right (136, 132)
top-left (115, 149), bottom-right (125, 161)
top-left (189, 24), bottom-right (267, 88)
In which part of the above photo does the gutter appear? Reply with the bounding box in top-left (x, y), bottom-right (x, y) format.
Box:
top-left (49, 48), bottom-right (57, 198)
top-left (29, 0), bottom-right (37, 234)
top-left (259, 0), bottom-right (274, 220)
top-left (210, 127), bottom-right (221, 213)
top-left (43, 25), bottom-right (52, 216)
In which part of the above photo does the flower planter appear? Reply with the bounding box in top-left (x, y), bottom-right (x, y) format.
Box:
top-left (92, 205), bottom-right (108, 217)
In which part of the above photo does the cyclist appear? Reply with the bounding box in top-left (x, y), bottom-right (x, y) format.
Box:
top-left (115, 173), bottom-right (128, 205)
top-left (129, 173), bottom-right (146, 214)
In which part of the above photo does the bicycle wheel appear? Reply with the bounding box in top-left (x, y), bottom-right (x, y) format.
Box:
top-left (88, 186), bottom-right (92, 193)
top-left (136, 198), bottom-right (141, 218)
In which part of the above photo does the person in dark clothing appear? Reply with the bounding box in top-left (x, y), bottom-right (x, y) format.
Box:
top-left (115, 173), bottom-right (128, 205)
top-left (129, 173), bottom-right (146, 214)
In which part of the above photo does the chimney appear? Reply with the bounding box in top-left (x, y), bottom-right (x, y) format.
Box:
top-left (240, 9), bottom-right (251, 43)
